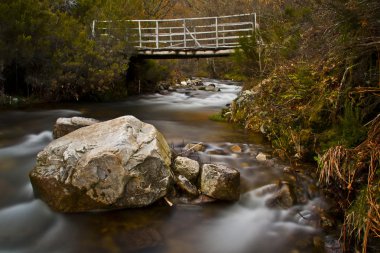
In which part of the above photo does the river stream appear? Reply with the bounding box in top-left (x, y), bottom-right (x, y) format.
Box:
top-left (0, 79), bottom-right (329, 253)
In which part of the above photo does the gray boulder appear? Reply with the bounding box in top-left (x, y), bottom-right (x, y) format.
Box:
top-left (53, 117), bottom-right (100, 139)
top-left (173, 156), bottom-right (200, 183)
top-left (200, 164), bottom-right (240, 201)
top-left (30, 116), bottom-right (172, 212)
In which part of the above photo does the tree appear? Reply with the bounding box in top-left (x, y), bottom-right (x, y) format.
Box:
top-left (142, 0), bottom-right (178, 18)
top-left (0, 0), bottom-right (140, 101)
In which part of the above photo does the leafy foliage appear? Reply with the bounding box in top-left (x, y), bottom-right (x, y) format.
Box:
top-left (0, 0), bottom-right (137, 102)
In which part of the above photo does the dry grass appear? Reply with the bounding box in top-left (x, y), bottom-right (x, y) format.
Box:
top-left (319, 114), bottom-right (380, 252)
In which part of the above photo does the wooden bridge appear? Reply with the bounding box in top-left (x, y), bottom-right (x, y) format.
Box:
top-left (91, 13), bottom-right (258, 58)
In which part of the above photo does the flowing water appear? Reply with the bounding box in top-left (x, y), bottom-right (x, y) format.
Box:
top-left (0, 79), bottom-right (329, 253)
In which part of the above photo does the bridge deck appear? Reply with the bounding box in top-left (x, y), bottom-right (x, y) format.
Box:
top-left (92, 13), bottom-right (257, 58)
top-left (137, 48), bottom-right (235, 59)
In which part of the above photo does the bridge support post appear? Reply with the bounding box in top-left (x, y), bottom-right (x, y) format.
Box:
top-left (155, 21), bottom-right (159, 49)
top-left (170, 28), bottom-right (173, 48)
top-left (183, 19), bottom-right (187, 48)
top-left (138, 21), bottom-right (142, 48)
top-left (215, 17), bottom-right (219, 48)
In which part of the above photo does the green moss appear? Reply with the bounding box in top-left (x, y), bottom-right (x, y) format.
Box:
top-left (208, 113), bottom-right (227, 122)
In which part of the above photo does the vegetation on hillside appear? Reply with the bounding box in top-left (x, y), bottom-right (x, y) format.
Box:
top-left (0, 0), bottom-right (146, 103)
top-left (226, 0), bottom-right (379, 251)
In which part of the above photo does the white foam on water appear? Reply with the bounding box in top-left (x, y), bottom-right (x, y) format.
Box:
top-left (198, 188), bottom-right (319, 253)
top-left (0, 131), bottom-right (52, 158)
top-left (135, 81), bottom-right (242, 109)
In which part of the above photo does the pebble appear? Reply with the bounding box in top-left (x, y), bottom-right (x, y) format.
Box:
top-left (230, 145), bottom-right (242, 153)
top-left (256, 152), bottom-right (270, 161)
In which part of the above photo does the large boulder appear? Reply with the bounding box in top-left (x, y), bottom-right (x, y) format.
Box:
top-left (30, 116), bottom-right (172, 212)
top-left (200, 164), bottom-right (240, 201)
top-left (53, 117), bottom-right (100, 139)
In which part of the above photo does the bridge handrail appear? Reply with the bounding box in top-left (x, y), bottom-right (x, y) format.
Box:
top-left (92, 13), bottom-right (258, 50)
top-left (95, 13), bottom-right (255, 24)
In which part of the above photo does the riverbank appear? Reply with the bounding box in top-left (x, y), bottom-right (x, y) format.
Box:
top-left (226, 74), bottom-right (379, 251)
top-left (221, 1), bottom-right (380, 250)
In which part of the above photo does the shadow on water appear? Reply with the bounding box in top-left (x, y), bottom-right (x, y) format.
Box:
top-left (0, 79), bottom-right (328, 253)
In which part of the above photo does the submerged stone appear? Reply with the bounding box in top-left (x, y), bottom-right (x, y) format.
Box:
top-left (30, 116), bottom-right (172, 212)
top-left (184, 143), bottom-right (206, 152)
top-left (174, 175), bottom-right (199, 196)
top-left (265, 183), bottom-right (294, 209)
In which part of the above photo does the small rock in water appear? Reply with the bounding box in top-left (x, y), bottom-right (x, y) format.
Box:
top-left (207, 149), bottom-right (228, 156)
top-left (53, 116), bottom-right (100, 139)
top-left (159, 90), bottom-right (169, 95)
top-left (190, 194), bottom-right (217, 204)
top-left (184, 143), bottom-right (206, 152)
top-left (230, 145), bottom-right (242, 153)
top-left (173, 156), bottom-right (200, 183)
top-left (296, 210), bottom-right (320, 228)
top-left (200, 164), bottom-right (240, 201)
top-left (265, 183), bottom-right (294, 209)
top-left (324, 236), bottom-right (343, 253)
top-left (205, 84), bottom-right (217, 91)
top-left (193, 80), bottom-right (204, 86)
top-left (256, 152), bottom-right (271, 161)
top-left (175, 175), bottom-right (199, 196)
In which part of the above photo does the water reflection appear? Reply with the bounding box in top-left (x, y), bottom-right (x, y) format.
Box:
top-left (0, 79), bottom-right (326, 253)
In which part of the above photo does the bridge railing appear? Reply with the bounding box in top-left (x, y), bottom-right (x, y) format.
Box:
top-left (92, 13), bottom-right (257, 50)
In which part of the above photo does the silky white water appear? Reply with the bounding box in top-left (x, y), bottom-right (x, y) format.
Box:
top-left (0, 79), bottom-right (327, 253)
